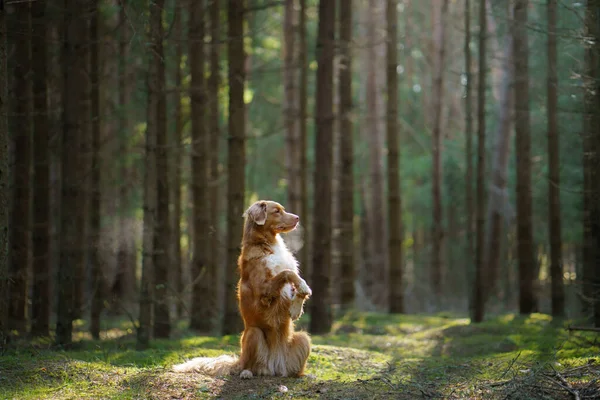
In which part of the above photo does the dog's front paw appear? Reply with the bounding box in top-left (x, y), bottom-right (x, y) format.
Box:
top-left (289, 298), bottom-right (305, 321)
top-left (240, 370), bottom-right (253, 379)
top-left (297, 279), bottom-right (312, 297)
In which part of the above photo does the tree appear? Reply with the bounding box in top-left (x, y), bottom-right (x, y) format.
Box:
top-left (513, 0), bottom-right (535, 315)
top-left (546, 0), bottom-right (564, 317)
top-left (89, 0), bottom-right (104, 340)
top-left (338, 0), bottom-right (355, 311)
top-left (483, 1), bottom-right (514, 315)
top-left (386, 0), bottom-right (403, 314)
top-left (472, 0), bottom-right (487, 323)
top-left (430, 0), bottom-right (449, 301)
top-left (137, 0), bottom-right (161, 349)
top-left (8, 0), bottom-right (32, 334)
top-left (153, 0), bottom-right (170, 339)
top-left (189, 0), bottom-right (214, 333)
top-left (31, 0), bottom-right (50, 337)
top-left (0, 0), bottom-right (8, 347)
top-left (56, 0), bottom-right (88, 347)
top-left (309, 0), bottom-right (335, 334)
top-left (223, 0), bottom-right (246, 335)
top-left (299, 0), bottom-right (309, 278)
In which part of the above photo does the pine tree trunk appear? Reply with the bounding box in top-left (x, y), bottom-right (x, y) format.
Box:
top-left (546, 0), bottom-right (564, 317)
top-left (137, 0), bottom-right (161, 350)
top-left (0, 0), bottom-right (8, 347)
top-left (309, 0), bottom-right (335, 334)
top-left (223, 0), bottom-right (246, 335)
top-left (57, 0), bottom-right (88, 346)
top-left (8, 0), bottom-right (31, 334)
top-left (89, 0), bottom-right (104, 340)
top-left (338, 0), bottom-right (355, 311)
top-left (153, 0), bottom-right (171, 339)
top-left (472, 0), bottom-right (487, 323)
top-left (189, 0), bottom-right (214, 333)
top-left (386, 0), bottom-right (403, 314)
top-left (430, 0), bottom-right (449, 302)
top-left (464, 0), bottom-right (474, 315)
top-left (31, 0), bottom-right (51, 337)
top-left (513, 0), bottom-right (535, 315)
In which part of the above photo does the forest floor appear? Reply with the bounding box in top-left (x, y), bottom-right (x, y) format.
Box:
top-left (1, 312), bottom-right (599, 400)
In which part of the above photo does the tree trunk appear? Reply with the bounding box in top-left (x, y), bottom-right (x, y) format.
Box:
top-left (137, 0), bottom-right (161, 350)
top-left (298, 0), bottom-right (309, 283)
top-left (365, 0), bottom-right (387, 308)
top-left (56, 0), bottom-right (88, 346)
top-left (208, 0), bottom-right (221, 327)
top-left (387, 0), bottom-right (403, 314)
top-left (31, 0), bottom-right (51, 337)
top-left (430, 0), bottom-right (449, 302)
top-left (0, 0), bottom-right (8, 347)
top-left (189, 0), bottom-right (214, 333)
top-left (472, 0), bottom-right (487, 323)
top-left (113, 0), bottom-right (134, 309)
top-left (309, 0), bottom-right (335, 334)
top-left (513, 0), bottom-right (535, 315)
top-left (8, 0), bottom-right (31, 334)
top-left (89, 0), bottom-right (104, 339)
top-left (483, 3), bottom-right (513, 313)
top-left (223, 0), bottom-right (246, 335)
top-left (153, 0), bottom-right (171, 339)
top-left (547, 0), bottom-right (564, 317)
top-left (171, 2), bottom-right (184, 319)
top-left (338, 0), bottom-right (355, 311)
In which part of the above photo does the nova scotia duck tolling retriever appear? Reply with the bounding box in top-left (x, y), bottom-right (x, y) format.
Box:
top-left (173, 200), bottom-right (312, 379)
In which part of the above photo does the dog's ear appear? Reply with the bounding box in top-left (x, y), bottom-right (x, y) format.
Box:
top-left (243, 201), bottom-right (268, 225)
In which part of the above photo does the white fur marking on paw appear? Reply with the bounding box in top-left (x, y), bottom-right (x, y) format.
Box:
top-left (297, 279), bottom-right (312, 296)
top-left (281, 283), bottom-right (296, 301)
top-left (289, 298), bottom-right (304, 320)
top-left (240, 370), bottom-right (253, 379)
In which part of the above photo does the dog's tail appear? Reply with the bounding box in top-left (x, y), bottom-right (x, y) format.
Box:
top-left (172, 355), bottom-right (239, 376)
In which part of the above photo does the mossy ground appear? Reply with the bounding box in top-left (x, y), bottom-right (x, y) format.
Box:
top-left (1, 312), bottom-right (598, 399)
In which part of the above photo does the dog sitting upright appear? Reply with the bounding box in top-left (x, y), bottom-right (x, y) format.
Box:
top-left (173, 200), bottom-right (312, 379)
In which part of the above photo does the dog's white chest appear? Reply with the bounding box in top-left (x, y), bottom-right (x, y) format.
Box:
top-left (265, 235), bottom-right (298, 275)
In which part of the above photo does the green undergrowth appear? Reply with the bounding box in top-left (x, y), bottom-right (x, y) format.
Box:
top-left (1, 312), bottom-right (598, 399)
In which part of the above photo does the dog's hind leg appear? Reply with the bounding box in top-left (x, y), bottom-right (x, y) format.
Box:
top-left (238, 327), bottom-right (270, 379)
top-left (286, 331), bottom-right (311, 377)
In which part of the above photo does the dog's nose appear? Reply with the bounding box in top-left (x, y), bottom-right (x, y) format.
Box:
top-left (294, 215), bottom-right (299, 223)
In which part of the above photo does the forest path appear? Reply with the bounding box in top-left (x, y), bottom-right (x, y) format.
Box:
top-left (1, 313), bottom-right (598, 399)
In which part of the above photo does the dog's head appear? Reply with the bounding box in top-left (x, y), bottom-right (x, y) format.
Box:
top-left (243, 200), bottom-right (299, 235)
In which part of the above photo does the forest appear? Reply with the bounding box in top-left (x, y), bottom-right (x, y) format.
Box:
top-left (0, 0), bottom-right (599, 399)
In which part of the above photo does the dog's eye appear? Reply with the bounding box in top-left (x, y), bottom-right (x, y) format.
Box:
top-left (273, 209), bottom-right (280, 214)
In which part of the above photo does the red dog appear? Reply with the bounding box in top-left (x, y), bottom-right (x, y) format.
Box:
top-left (173, 200), bottom-right (312, 378)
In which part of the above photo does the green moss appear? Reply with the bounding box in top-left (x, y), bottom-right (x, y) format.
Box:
top-left (0, 313), bottom-right (598, 399)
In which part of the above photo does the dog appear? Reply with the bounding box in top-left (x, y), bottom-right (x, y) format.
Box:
top-left (173, 200), bottom-right (312, 379)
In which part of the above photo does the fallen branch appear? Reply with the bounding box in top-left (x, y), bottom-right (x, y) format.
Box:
top-left (567, 326), bottom-right (600, 333)
top-left (549, 366), bottom-right (581, 400)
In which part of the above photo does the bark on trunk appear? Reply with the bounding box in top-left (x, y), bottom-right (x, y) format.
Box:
top-left (513, 0), bottom-right (535, 315)
top-left (387, 0), bottom-right (403, 314)
top-left (0, 1), bottom-right (8, 346)
top-left (8, 1), bottom-right (31, 334)
top-left (223, 0), bottom-right (246, 335)
top-left (298, 0), bottom-right (309, 277)
top-left (338, 0), bottom-right (355, 311)
top-left (31, 0), bottom-right (51, 337)
top-left (309, 0), bottom-right (335, 334)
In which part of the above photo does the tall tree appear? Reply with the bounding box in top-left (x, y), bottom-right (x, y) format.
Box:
top-left (483, 2), bottom-right (513, 313)
top-left (299, 0), bottom-right (309, 278)
top-left (430, 0), bottom-right (449, 301)
top-left (472, 0), bottom-right (487, 323)
top-left (338, 0), bottom-right (355, 310)
top-left (387, 0), bottom-right (403, 314)
top-left (56, 0), bottom-right (88, 346)
top-left (464, 0), bottom-right (475, 317)
top-left (223, 0), bottom-right (246, 335)
top-left (546, 0), bottom-right (564, 317)
top-left (31, 0), bottom-right (50, 336)
top-left (189, 0), bottom-right (213, 333)
top-left (8, 0), bottom-right (32, 333)
top-left (309, 0), bottom-right (335, 334)
top-left (513, 0), bottom-right (535, 315)
top-left (153, 0), bottom-right (170, 339)
top-left (89, 0), bottom-right (104, 339)
top-left (284, 0), bottom-right (300, 214)
top-left (137, 0), bottom-right (161, 349)
top-left (0, 0), bottom-right (8, 347)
